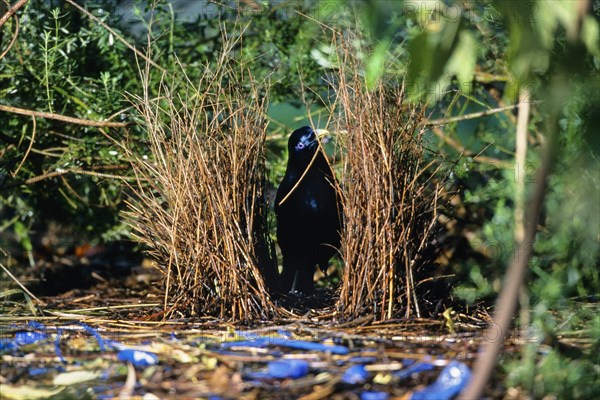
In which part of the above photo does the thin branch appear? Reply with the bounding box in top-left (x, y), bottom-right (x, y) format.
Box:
top-left (0, 0), bottom-right (20, 60)
top-left (276, 140), bottom-right (324, 207)
top-left (0, 104), bottom-right (127, 127)
top-left (431, 126), bottom-right (513, 168)
top-left (0, 261), bottom-right (46, 306)
top-left (426, 103), bottom-right (528, 126)
top-left (12, 116), bottom-right (36, 176)
top-left (461, 0), bottom-right (589, 394)
top-left (23, 166), bottom-right (135, 185)
top-left (459, 94), bottom-right (557, 400)
top-left (514, 88), bottom-right (530, 242)
top-left (0, 165), bottom-right (133, 189)
top-left (0, 0), bottom-right (27, 28)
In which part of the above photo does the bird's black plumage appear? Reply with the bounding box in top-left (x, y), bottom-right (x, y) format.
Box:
top-left (275, 126), bottom-right (342, 292)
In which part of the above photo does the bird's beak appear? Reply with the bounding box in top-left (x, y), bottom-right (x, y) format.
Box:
top-left (315, 129), bottom-right (329, 138)
top-left (315, 129), bottom-right (331, 144)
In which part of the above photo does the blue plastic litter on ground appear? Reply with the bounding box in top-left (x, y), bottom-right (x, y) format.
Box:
top-left (342, 364), bottom-right (369, 384)
top-left (361, 391), bottom-right (390, 400)
top-left (410, 360), bottom-right (472, 400)
top-left (394, 361), bottom-right (435, 379)
top-left (266, 359), bottom-right (310, 379)
top-left (26, 321), bottom-right (47, 331)
top-left (54, 328), bottom-right (66, 364)
top-left (276, 329), bottom-right (293, 339)
top-left (79, 322), bottom-right (108, 351)
top-left (105, 339), bottom-right (125, 350)
top-left (0, 339), bottom-right (18, 351)
top-left (14, 330), bottom-right (48, 346)
top-left (348, 356), bottom-right (378, 364)
top-left (117, 349), bottom-right (159, 368)
top-left (272, 338), bottom-right (349, 354)
top-left (28, 367), bottom-right (50, 376)
top-left (244, 371), bottom-right (271, 380)
top-left (220, 339), bottom-right (268, 349)
top-left (221, 337), bottom-right (349, 355)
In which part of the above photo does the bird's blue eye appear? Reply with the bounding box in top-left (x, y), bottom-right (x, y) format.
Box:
top-left (295, 142), bottom-right (305, 150)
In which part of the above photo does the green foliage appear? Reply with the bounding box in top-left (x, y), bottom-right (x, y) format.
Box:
top-left (0, 1), bottom-right (337, 248)
top-left (504, 300), bottom-right (600, 398)
top-left (353, 0), bottom-right (598, 395)
top-left (1, 1), bottom-right (138, 243)
top-left (505, 344), bottom-right (598, 398)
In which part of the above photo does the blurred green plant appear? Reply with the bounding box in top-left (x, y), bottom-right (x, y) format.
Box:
top-left (414, 1), bottom-right (595, 398)
top-left (333, 0), bottom-right (598, 396)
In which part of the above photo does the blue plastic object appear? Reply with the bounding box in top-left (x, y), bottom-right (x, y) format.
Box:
top-left (79, 323), bottom-right (108, 351)
top-left (221, 337), bottom-right (349, 355)
top-left (361, 391), bottom-right (389, 400)
top-left (0, 339), bottom-right (18, 351)
top-left (410, 361), bottom-right (472, 400)
top-left (276, 329), bottom-right (293, 339)
top-left (266, 359), bottom-right (310, 379)
top-left (27, 321), bottom-right (47, 330)
top-left (342, 365), bottom-right (369, 384)
top-left (14, 330), bottom-right (48, 345)
top-left (117, 349), bottom-right (159, 368)
top-left (348, 356), bottom-right (378, 364)
top-left (394, 361), bottom-right (435, 379)
top-left (55, 328), bottom-right (66, 364)
top-left (28, 367), bottom-right (50, 376)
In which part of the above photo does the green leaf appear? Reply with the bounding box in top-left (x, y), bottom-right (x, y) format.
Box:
top-left (13, 221), bottom-right (32, 252)
top-left (581, 16), bottom-right (600, 57)
top-left (445, 30), bottom-right (477, 91)
top-left (366, 40), bottom-right (389, 91)
top-left (406, 18), bottom-right (461, 100)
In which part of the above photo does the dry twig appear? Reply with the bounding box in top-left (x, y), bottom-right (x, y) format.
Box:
top-left (332, 33), bottom-right (443, 320)
top-left (0, 104), bottom-right (127, 127)
top-left (124, 34), bottom-right (280, 321)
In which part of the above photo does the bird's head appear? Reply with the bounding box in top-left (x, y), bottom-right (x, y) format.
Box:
top-left (288, 126), bottom-right (319, 161)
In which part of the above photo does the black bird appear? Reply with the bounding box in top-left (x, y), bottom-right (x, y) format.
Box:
top-left (275, 126), bottom-right (342, 292)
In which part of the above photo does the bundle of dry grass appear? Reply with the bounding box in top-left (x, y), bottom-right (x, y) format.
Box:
top-left (333, 38), bottom-right (442, 320)
top-left (124, 45), bottom-right (279, 321)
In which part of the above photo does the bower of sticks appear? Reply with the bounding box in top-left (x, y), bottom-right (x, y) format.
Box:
top-left (121, 30), bottom-right (446, 323)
